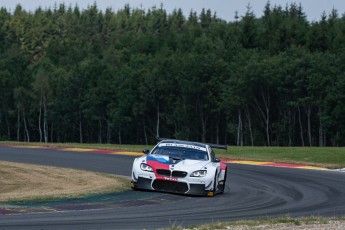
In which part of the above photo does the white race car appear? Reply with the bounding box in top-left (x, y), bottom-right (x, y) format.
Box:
top-left (131, 138), bottom-right (227, 196)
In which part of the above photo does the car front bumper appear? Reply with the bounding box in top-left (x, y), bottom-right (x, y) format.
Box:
top-left (131, 176), bottom-right (212, 196)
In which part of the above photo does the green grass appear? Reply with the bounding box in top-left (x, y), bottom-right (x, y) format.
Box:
top-left (161, 216), bottom-right (345, 230)
top-left (214, 146), bottom-right (345, 168)
top-left (1, 141), bottom-right (345, 169)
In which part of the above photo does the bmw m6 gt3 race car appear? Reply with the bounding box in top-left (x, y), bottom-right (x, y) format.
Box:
top-left (131, 138), bottom-right (227, 196)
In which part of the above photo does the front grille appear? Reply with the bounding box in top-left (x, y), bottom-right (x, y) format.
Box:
top-left (156, 169), bottom-right (171, 176)
top-left (152, 180), bottom-right (188, 193)
top-left (156, 169), bottom-right (188, 178)
top-left (172, 171), bottom-right (187, 178)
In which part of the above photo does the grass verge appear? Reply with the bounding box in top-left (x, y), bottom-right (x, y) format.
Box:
top-left (163, 216), bottom-right (345, 230)
top-left (0, 160), bottom-right (128, 203)
top-left (215, 146), bottom-right (345, 169)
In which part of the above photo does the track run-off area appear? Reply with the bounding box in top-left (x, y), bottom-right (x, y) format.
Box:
top-left (0, 145), bottom-right (344, 229)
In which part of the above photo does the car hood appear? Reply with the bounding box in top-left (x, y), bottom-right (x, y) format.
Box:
top-left (176, 159), bottom-right (207, 167)
top-left (146, 154), bottom-right (209, 171)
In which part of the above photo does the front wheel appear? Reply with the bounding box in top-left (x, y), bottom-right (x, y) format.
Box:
top-left (130, 181), bottom-right (137, 190)
top-left (207, 174), bottom-right (218, 197)
top-left (218, 168), bottom-right (227, 194)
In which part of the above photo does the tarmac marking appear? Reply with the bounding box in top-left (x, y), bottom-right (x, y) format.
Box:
top-left (12, 145), bottom-right (46, 149)
top-left (61, 148), bottom-right (99, 152)
top-left (114, 151), bottom-right (143, 156)
top-left (226, 160), bottom-right (272, 165)
top-left (222, 159), bottom-right (328, 171)
top-left (59, 148), bottom-right (143, 156)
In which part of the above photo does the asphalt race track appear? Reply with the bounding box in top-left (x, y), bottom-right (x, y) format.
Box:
top-left (0, 146), bottom-right (345, 229)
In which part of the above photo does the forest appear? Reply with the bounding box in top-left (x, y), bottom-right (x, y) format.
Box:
top-left (1, 2), bottom-right (345, 146)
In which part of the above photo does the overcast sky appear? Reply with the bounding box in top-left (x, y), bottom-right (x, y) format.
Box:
top-left (0, 0), bottom-right (344, 22)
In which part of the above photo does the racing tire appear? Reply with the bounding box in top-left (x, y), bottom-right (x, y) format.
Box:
top-left (211, 173), bottom-right (218, 197)
top-left (219, 168), bottom-right (227, 194)
top-left (130, 181), bottom-right (138, 190)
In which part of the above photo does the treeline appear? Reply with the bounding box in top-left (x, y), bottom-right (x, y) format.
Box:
top-left (1, 3), bottom-right (345, 146)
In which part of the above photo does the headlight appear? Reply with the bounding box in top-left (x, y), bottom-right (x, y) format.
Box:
top-left (190, 170), bottom-right (207, 177)
top-left (140, 163), bottom-right (153, 172)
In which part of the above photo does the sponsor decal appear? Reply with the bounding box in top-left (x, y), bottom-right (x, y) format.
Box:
top-left (147, 160), bottom-right (169, 170)
top-left (146, 155), bottom-right (170, 172)
top-left (164, 176), bottom-right (178, 181)
top-left (158, 143), bottom-right (207, 152)
top-left (147, 154), bottom-right (170, 164)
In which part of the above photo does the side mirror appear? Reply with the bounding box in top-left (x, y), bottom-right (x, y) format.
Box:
top-left (214, 158), bottom-right (220, 163)
top-left (143, 149), bottom-right (150, 154)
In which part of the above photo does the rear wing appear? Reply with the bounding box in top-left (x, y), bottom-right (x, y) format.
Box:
top-left (207, 143), bottom-right (227, 150)
top-left (156, 137), bottom-right (174, 142)
top-left (156, 137), bottom-right (227, 151)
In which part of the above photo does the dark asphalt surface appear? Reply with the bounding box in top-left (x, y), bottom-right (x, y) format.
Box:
top-left (0, 145), bottom-right (345, 229)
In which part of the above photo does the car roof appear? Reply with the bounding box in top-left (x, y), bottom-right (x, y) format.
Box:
top-left (159, 139), bottom-right (208, 148)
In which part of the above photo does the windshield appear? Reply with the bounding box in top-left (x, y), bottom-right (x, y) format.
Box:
top-left (151, 146), bottom-right (209, 161)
